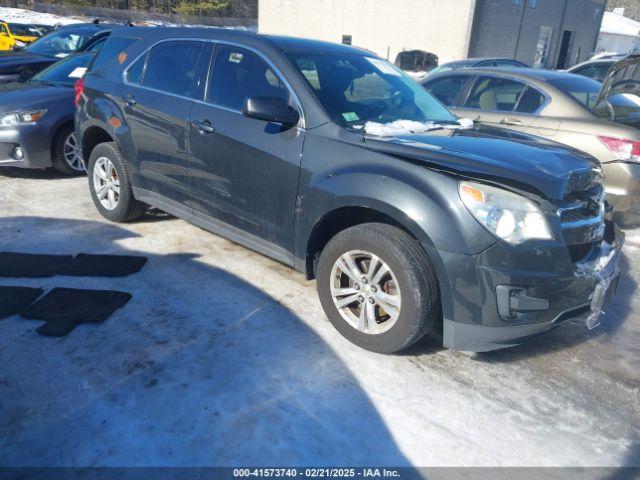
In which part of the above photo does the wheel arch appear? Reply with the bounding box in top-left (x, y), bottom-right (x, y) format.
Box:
top-left (81, 123), bottom-right (115, 163)
top-left (49, 120), bottom-right (75, 159)
top-left (301, 201), bottom-right (454, 322)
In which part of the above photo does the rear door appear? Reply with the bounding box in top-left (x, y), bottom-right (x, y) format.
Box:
top-left (187, 44), bottom-right (304, 260)
top-left (114, 39), bottom-right (208, 203)
top-left (454, 75), bottom-right (545, 131)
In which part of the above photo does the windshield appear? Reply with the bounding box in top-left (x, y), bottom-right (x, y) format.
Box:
top-left (24, 30), bottom-right (90, 57)
top-left (547, 76), bottom-right (602, 110)
top-left (7, 23), bottom-right (35, 37)
top-left (32, 52), bottom-right (94, 85)
top-left (287, 52), bottom-right (456, 128)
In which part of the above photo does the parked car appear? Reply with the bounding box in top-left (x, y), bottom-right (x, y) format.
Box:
top-left (77, 28), bottom-right (622, 353)
top-left (0, 51), bottom-right (94, 175)
top-left (29, 24), bottom-right (54, 37)
top-left (395, 50), bottom-right (438, 73)
top-left (566, 56), bottom-right (624, 83)
top-left (0, 22), bottom-right (39, 51)
top-left (422, 66), bottom-right (640, 225)
top-left (0, 23), bottom-right (113, 83)
top-left (426, 57), bottom-right (529, 78)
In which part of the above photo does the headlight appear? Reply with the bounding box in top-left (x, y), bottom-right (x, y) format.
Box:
top-left (0, 109), bottom-right (47, 126)
top-left (459, 181), bottom-right (552, 244)
top-left (14, 40), bottom-right (26, 47)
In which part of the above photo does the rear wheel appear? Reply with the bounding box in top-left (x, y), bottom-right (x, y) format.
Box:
top-left (317, 223), bottom-right (441, 353)
top-left (52, 125), bottom-right (85, 176)
top-left (87, 142), bottom-right (146, 222)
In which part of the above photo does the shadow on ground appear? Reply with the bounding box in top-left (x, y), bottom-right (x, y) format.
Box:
top-left (0, 216), bottom-right (410, 467)
top-left (0, 167), bottom-right (76, 181)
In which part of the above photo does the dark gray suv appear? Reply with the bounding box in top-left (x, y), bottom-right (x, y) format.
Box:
top-left (76, 28), bottom-right (624, 353)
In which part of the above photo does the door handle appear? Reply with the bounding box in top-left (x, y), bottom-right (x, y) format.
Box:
top-left (500, 118), bottom-right (523, 126)
top-left (125, 94), bottom-right (136, 106)
top-left (192, 119), bottom-right (215, 134)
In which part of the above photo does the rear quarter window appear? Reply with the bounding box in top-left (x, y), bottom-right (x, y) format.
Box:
top-left (89, 36), bottom-right (140, 76)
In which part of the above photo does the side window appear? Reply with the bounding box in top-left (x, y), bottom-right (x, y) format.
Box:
top-left (423, 75), bottom-right (470, 106)
top-left (574, 64), bottom-right (609, 82)
top-left (85, 38), bottom-right (106, 53)
top-left (465, 77), bottom-right (527, 111)
top-left (515, 86), bottom-right (545, 113)
top-left (207, 45), bottom-right (289, 111)
top-left (91, 36), bottom-right (138, 74)
top-left (126, 53), bottom-right (146, 85)
top-left (143, 40), bottom-right (203, 97)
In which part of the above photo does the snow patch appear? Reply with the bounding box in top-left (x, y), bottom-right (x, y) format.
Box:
top-left (364, 118), bottom-right (474, 137)
top-left (0, 7), bottom-right (80, 26)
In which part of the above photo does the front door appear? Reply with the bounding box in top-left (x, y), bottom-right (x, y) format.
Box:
top-left (188, 44), bottom-right (304, 260)
top-left (114, 40), bottom-right (208, 203)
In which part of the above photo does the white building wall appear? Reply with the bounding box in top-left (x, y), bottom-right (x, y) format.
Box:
top-left (258, 0), bottom-right (477, 64)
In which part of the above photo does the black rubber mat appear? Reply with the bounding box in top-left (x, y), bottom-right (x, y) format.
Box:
top-left (60, 254), bottom-right (148, 277)
top-left (21, 287), bottom-right (132, 337)
top-left (0, 286), bottom-right (44, 320)
top-left (0, 252), bottom-right (73, 278)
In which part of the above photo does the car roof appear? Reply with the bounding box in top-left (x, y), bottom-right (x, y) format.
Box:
top-left (113, 27), bottom-right (375, 56)
top-left (429, 66), bottom-right (582, 81)
top-left (57, 23), bottom-right (117, 32)
top-left (263, 34), bottom-right (373, 55)
top-left (441, 57), bottom-right (523, 66)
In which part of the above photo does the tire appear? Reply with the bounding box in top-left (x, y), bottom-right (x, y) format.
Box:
top-left (317, 223), bottom-right (441, 354)
top-left (87, 142), bottom-right (146, 222)
top-left (51, 125), bottom-right (85, 176)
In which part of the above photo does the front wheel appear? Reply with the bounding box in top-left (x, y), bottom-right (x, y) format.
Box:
top-left (316, 223), bottom-right (441, 353)
top-left (52, 126), bottom-right (85, 176)
top-left (87, 142), bottom-right (146, 222)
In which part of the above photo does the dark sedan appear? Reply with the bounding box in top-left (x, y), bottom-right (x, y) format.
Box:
top-left (0, 51), bottom-right (95, 175)
top-left (0, 23), bottom-right (112, 83)
top-left (426, 57), bottom-right (529, 78)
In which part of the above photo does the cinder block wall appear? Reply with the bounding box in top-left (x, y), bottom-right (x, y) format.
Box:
top-left (258, 0), bottom-right (477, 64)
top-left (469, 0), bottom-right (605, 68)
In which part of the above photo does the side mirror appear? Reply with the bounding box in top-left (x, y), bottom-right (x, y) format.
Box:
top-left (243, 96), bottom-right (300, 128)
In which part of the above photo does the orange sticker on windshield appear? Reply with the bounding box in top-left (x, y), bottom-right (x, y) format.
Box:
top-left (118, 52), bottom-right (127, 64)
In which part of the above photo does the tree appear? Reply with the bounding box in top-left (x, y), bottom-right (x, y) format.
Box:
top-left (174, 0), bottom-right (230, 16)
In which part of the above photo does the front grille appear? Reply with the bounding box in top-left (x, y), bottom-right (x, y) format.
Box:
top-left (568, 242), bottom-right (595, 263)
top-left (560, 198), bottom-right (602, 224)
top-left (559, 184), bottom-right (606, 247)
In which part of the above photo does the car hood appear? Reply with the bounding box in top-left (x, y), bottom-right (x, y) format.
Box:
top-left (0, 50), bottom-right (52, 73)
top-left (362, 125), bottom-right (601, 202)
top-left (0, 81), bottom-right (72, 112)
top-left (597, 53), bottom-right (640, 102)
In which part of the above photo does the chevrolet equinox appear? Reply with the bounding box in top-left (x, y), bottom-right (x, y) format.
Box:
top-left (76, 28), bottom-right (623, 353)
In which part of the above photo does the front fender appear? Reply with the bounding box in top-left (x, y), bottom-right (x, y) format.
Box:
top-left (299, 170), bottom-right (496, 255)
top-left (296, 170), bottom-right (497, 325)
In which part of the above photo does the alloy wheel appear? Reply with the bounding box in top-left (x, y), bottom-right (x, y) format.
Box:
top-left (63, 132), bottom-right (85, 172)
top-left (93, 157), bottom-right (120, 211)
top-left (330, 250), bottom-right (401, 335)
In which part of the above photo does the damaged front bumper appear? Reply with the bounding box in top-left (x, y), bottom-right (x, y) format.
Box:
top-left (440, 222), bottom-right (625, 352)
